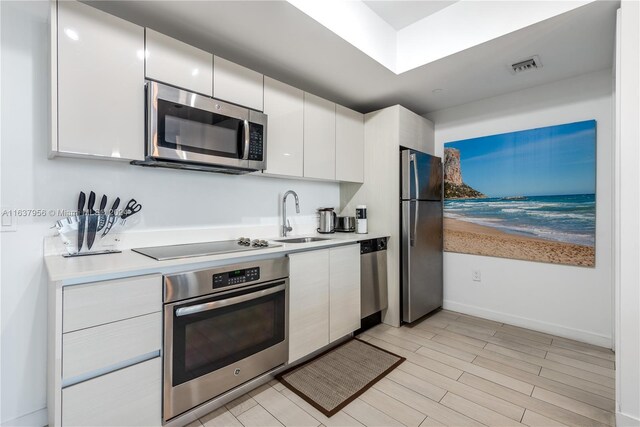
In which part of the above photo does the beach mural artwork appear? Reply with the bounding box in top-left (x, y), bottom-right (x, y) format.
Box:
top-left (443, 120), bottom-right (596, 267)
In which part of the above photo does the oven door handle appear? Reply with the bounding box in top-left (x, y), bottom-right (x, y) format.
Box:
top-left (242, 120), bottom-right (250, 160)
top-left (175, 283), bottom-right (285, 317)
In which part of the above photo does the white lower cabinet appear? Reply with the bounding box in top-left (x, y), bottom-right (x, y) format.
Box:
top-left (288, 244), bottom-right (361, 363)
top-left (62, 357), bottom-right (161, 427)
top-left (50, 275), bottom-right (162, 426)
top-left (288, 249), bottom-right (330, 363)
top-left (329, 245), bottom-right (361, 342)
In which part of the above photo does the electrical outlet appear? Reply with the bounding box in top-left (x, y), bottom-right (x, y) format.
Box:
top-left (472, 270), bottom-right (481, 282)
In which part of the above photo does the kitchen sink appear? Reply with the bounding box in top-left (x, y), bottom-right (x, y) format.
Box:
top-left (273, 237), bottom-right (331, 243)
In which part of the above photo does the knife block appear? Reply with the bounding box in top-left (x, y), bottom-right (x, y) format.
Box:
top-left (53, 214), bottom-right (131, 257)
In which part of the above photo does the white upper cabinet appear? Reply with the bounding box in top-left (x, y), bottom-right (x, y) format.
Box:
top-left (263, 77), bottom-right (304, 177)
top-left (56, 1), bottom-right (144, 161)
top-left (335, 105), bottom-right (364, 183)
top-left (398, 105), bottom-right (435, 154)
top-left (214, 56), bottom-right (264, 111)
top-left (145, 28), bottom-right (213, 96)
top-left (304, 93), bottom-right (336, 180)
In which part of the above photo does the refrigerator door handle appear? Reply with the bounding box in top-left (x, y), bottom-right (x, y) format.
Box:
top-left (410, 153), bottom-right (419, 200)
top-left (402, 201), bottom-right (411, 322)
top-left (412, 201), bottom-right (419, 247)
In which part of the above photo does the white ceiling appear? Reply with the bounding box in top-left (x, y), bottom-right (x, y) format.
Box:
top-left (86, 0), bottom-right (618, 115)
top-left (363, 0), bottom-right (458, 30)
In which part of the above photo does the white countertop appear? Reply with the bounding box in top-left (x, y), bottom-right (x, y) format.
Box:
top-left (45, 232), bottom-right (389, 284)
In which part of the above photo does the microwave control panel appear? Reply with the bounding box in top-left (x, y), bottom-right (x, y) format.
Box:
top-left (248, 123), bottom-right (264, 161)
top-left (213, 267), bottom-right (260, 288)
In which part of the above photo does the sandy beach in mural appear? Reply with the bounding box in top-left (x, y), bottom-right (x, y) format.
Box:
top-left (445, 218), bottom-right (595, 267)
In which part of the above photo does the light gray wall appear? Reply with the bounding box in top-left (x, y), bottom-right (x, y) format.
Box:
top-left (426, 69), bottom-right (614, 347)
top-left (0, 2), bottom-right (339, 424)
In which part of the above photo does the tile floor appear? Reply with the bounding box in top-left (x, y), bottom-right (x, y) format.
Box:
top-left (190, 310), bottom-right (615, 427)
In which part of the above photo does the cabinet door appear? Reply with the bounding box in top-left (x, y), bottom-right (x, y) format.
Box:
top-left (263, 77), bottom-right (304, 177)
top-left (62, 357), bottom-right (161, 426)
top-left (288, 250), bottom-right (330, 363)
top-left (335, 105), bottom-right (364, 183)
top-left (57, 1), bottom-right (144, 160)
top-left (329, 245), bottom-right (361, 342)
top-left (304, 93), bottom-right (336, 180)
top-left (398, 105), bottom-right (435, 153)
top-left (145, 28), bottom-right (213, 96)
top-left (214, 56), bottom-right (264, 111)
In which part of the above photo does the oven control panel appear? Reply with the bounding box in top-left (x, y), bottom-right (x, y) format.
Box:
top-left (213, 267), bottom-right (260, 288)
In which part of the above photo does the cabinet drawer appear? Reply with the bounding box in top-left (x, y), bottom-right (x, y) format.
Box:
top-left (63, 312), bottom-right (161, 380)
top-left (63, 275), bottom-right (161, 333)
top-left (62, 357), bottom-right (161, 426)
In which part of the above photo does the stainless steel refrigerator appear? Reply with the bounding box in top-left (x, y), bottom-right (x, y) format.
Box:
top-left (401, 149), bottom-right (443, 323)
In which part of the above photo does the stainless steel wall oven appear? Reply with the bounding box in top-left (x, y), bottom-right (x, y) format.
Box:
top-left (163, 258), bottom-right (289, 421)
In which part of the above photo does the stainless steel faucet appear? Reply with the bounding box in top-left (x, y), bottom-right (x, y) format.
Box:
top-left (282, 190), bottom-right (300, 237)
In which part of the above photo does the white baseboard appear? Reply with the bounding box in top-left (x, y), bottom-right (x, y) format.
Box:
top-left (0, 408), bottom-right (47, 427)
top-left (616, 411), bottom-right (640, 427)
top-left (443, 300), bottom-right (613, 348)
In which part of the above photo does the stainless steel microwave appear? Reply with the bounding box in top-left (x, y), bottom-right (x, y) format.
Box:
top-left (137, 81), bottom-right (267, 174)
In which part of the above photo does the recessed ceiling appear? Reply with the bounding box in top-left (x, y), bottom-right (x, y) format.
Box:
top-left (363, 0), bottom-right (458, 30)
top-left (86, 0), bottom-right (618, 115)
top-left (288, 0), bottom-right (595, 73)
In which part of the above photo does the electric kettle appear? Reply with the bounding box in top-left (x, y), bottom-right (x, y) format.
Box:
top-left (317, 208), bottom-right (337, 234)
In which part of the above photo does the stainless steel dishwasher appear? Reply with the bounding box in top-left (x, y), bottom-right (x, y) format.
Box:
top-left (360, 237), bottom-right (388, 319)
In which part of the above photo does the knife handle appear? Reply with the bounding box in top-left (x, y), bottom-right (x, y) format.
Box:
top-left (101, 197), bottom-right (120, 238)
top-left (99, 195), bottom-right (107, 213)
top-left (87, 191), bottom-right (96, 214)
top-left (77, 192), bottom-right (86, 216)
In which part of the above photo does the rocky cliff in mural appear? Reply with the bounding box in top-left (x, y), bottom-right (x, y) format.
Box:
top-left (444, 148), bottom-right (486, 199)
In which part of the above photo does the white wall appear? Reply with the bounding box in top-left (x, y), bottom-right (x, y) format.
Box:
top-left (426, 69), bottom-right (614, 347)
top-left (615, 2), bottom-right (640, 425)
top-left (0, 2), bottom-right (339, 425)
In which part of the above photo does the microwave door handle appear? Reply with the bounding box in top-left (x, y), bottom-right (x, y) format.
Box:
top-left (242, 119), bottom-right (250, 160)
top-left (175, 283), bottom-right (285, 317)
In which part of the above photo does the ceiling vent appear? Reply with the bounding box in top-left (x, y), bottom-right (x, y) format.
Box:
top-left (510, 55), bottom-right (542, 74)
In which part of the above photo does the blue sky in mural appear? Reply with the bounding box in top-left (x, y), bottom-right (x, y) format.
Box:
top-left (444, 120), bottom-right (596, 198)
